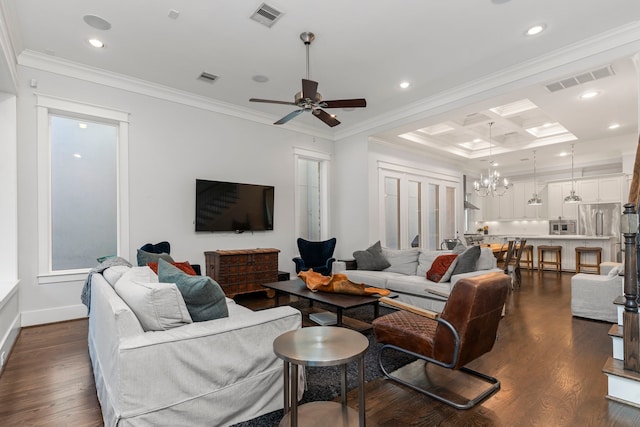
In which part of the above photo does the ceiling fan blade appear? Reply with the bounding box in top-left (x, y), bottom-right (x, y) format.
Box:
top-left (312, 108), bottom-right (340, 127)
top-left (321, 98), bottom-right (367, 108)
top-left (250, 98), bottom-right (297, 106)
top-left (301, 79), bottom-right (318, 100)
top-left (274, 109), bottom-right (304, 125)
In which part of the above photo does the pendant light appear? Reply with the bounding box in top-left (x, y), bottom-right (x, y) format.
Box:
top-left (564, 143), bottom-right (582, 203)
top-left (527, 150), bottom-right (543, 205)
top-left (474, 122), bottom-right (512, 197)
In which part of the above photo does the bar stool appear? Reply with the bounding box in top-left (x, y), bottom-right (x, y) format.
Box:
top-left (519, 245), bottom-right (534, 271)
top-left (575, 247), bottom-right (602, 274)
top-left (538, 245), bottom-right (562, 272)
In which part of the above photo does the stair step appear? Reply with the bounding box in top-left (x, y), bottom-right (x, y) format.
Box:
top-left (609, 324), bottom-right (623, 338)
top-left (603, 357), bottom-right (640, 408)
top-left (614, 296), bottom-right (625, 325)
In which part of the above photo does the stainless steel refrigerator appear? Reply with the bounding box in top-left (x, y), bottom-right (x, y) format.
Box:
top-left (578, 202), bottom-right (622, 261)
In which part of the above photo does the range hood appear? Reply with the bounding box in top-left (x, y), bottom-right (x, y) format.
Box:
top-left (464, 200), bottom-right (480, 210)
top-left (463, 175), bottom-right (480, 210)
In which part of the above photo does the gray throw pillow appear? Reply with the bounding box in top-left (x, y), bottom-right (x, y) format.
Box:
top-left (157, 258), bottom-right (229, 322)
top-left (137, 249), bottom-right (174, 267)
top-left (452, 243), bottom-right (467, 254)
top-left (353, 241), bottom-right (391, 271)
top-left (451, 245), bottom-right (481, 276)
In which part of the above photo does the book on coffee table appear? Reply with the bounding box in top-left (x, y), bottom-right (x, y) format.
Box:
top-left (309, 311), bottom-right (337, 326)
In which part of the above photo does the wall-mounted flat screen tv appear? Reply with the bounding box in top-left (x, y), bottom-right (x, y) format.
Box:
top-left (195, 179), bottom-right (274, 232)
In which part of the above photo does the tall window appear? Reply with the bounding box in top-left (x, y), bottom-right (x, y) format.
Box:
top-left (378, 163), bottom-right (459, 250)
top-left (50, 116), bottom-right (117, 270)
top-left (37, 95), bottom-right (129, 278)
top-left (295, 148), bottom-right (330, 241)
top-left (384, 177), bottom-right (400, 249)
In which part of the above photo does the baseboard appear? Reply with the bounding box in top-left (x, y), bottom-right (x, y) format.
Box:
top-left (0, 312), bottom-right (20, 375)
top-left (21, 304), bottom-right (87, 327)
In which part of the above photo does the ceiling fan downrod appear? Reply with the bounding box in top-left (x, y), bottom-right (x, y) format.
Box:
top-left (300, 32), bottom-right (315, 80)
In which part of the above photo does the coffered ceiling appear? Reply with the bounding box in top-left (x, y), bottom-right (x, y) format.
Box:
top-left (2, 0), bottom-right (640, 175)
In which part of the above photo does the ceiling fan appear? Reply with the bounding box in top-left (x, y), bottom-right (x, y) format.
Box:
top-left (250, 32), bottom-right (367, 127)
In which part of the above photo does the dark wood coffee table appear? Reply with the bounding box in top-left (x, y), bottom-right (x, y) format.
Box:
top-left (263, 279), bottom-right (393, 332)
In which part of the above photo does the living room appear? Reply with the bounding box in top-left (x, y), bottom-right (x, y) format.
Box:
top-left (1, 1), bottom-right (640, 425)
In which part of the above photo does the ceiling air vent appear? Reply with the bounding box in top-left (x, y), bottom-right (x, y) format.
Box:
top-left (250, 3), bottom-right (284, 28)
top-left (544, 65), bottom-right (615, 93)
top-left (198, 72), bottom-right (219, 83)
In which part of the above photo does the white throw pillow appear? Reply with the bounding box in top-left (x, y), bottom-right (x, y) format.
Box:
top-left (103, 265), bottom-right (131, 287)
top-left (476, 247), bottom-right (497, 270)
top-left (607, 264), bottom-right (625, 278)
top-left (115, 267), bottom-right (192, 331)
top-left (382, 248), bottom-right (420, 275)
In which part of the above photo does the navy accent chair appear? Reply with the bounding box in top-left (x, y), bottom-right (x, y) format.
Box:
top-left (139, 241), bottom-right (201, 275)
top-left (292, 238), bottom-right (337, 276)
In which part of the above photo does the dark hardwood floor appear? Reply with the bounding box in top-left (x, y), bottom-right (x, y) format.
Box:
top-left (1, 270), bottom-right (640, 426)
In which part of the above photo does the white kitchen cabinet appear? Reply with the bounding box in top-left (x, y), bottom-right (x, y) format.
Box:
top-left (513, 181), bottom-right (546, 219)
top-left (597, 176), bottom-right (623, 202)
top-left (498, 191), bottom-right (514, 219)
top-left (547, 182), bottom-right (578, 220)
top-left (577, 179), bottom-right (599, 203)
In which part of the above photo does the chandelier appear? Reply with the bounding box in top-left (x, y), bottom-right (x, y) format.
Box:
top-left (527, 150), bottom-right (543, 205)
top-left (474, 122), bottom-right (512, 197)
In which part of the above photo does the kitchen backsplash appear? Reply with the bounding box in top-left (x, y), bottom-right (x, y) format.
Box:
top-left (472, 220), bottom-right (549, 236)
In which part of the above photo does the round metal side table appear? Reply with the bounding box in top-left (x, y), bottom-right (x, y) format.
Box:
top-left (273, 326), bottom-right (369, 427)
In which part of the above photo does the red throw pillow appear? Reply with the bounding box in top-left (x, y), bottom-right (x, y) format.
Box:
top-left (426, 254), bottom-right (458, 282)
top-left (147, 261), bottom-right (197, 276)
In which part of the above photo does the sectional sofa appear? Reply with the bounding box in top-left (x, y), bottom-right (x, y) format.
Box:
top-left (87, 262), bottom-right (304, 426)
top-left (333, 246), bottom-right (502, 311)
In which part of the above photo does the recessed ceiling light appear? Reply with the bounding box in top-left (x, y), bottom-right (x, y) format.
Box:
top-left (252, 75), bottom-right (269, 83)
top-left (559, 151), bottom-right (569, 157)
top-left (526, 24), bottom-right (546, 36)
top-left (399, 81), bottom-right (410, 89)
top-left (88, 38), bottom-right (104, 48)
top-left (580, 90), bottom-right (599, 99)
top-left (78, 123), bottom-right (87, 129)
top-left (73, 153), bottom-right (82, 159)
top-left (608, 123), bottom-right (621, 129)
top-left (473, 138), bottom-right (482, 143)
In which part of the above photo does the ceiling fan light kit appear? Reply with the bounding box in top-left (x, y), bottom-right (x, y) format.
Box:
top-left (249, 31), bottom-right (367, 127)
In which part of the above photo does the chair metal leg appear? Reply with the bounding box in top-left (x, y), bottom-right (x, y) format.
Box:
top-left (378, 344), bottom-right (501, 410)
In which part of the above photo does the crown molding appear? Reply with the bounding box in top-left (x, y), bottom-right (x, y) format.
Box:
top-left (0, 0), bottom-right (19, 93)
top-left (17, 50), bottom-right (334, 141)
top-left (335, 21), bottom-right (640, 142)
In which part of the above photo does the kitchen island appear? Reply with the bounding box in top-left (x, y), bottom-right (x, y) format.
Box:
top-left (482, 235), bottom-right (619, 272)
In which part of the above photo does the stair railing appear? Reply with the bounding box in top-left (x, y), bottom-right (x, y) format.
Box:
top-left (622, 203), bottom-right (640, 372)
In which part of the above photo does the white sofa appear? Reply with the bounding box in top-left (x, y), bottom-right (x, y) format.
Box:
top-left (333, 247), bottom-right (502, 311)
top-left (571, 262), bottom-right (624, 323)
top-left (88, 265), bottom-right (303, 426)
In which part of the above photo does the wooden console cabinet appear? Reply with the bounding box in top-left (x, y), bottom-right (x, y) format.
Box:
top-left (205, 248), bottom-right (279, 298)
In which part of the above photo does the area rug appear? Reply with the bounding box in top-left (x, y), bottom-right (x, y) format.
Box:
top-left (231, 303), bottom-right (416, 427)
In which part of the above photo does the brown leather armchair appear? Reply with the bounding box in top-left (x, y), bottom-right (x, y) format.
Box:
top-left (372, 271), bottom-right (510, 409)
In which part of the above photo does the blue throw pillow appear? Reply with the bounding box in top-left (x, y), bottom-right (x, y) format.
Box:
top-left (157, 258), bottom-right (229, 322)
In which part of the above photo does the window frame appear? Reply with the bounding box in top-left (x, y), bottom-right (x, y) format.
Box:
top-left (36, 95), bottom-right (129, 282)
top-left (294, 147), bottom-right (331, 241)
top-left (378, 161), bottom-right (460, 250)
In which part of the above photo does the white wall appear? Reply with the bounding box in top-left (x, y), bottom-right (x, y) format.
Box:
top-left (16, 65), bottom-right (333, 324)
top-left (333, 132), bottom-right (466, 259)
top-left (0, 91), bottom-right (19, 369)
